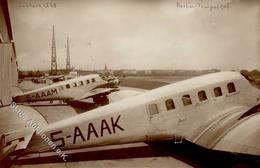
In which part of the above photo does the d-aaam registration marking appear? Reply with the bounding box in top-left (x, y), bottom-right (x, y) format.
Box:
top-left (50, 115), bottom-right (124, 147)
top-left (26, 89), bottom-right (58, 99)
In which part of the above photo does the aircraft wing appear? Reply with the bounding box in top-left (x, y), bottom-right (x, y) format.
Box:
top-left (49, 75), bottom-right (65, 83)
top-left (68, 88), bottom-right (145, 112)
top-left (74, 87), bottom-right (120, 101)
top-left (47, 75), bottom-right (64, 80)
top-left (65, 88), bottom-right (120, 110)
top-left (186, 105), bottom-right (260, 156)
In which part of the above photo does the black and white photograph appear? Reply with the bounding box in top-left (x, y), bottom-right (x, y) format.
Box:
top-left (0, 0), bottom-right (260, 167)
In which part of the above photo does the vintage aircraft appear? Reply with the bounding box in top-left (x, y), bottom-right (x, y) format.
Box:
top-left (31, 75), bottom-right (65, 84)
top-left (1, 71), bottom-right (260, 164)
top-left (13, 74), bottom-right (120, 106)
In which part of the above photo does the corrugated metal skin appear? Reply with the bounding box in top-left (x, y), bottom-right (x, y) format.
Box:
top-left (0, 44), bottom-right (17, 107)
top-left (0, 0), bottom-right (18, 106)
top-left (0, 1), bottom-right (10, 42)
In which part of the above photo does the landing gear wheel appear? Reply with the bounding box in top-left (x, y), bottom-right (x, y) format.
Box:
top-left (93, 95), bottom-right (109, 106)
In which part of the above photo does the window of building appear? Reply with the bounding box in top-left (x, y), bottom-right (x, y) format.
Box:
top-left (65, 84), bottom-right (70, 89)
top-left (79, 81), bottom-right (84, 86)
top-left (227, 82), bottom-right (236, 93)
top-left (72, 83), bottom-right (77, 87)
top-left (148, 104), bottom-right (159, 115)
top-left (182, 94), bottom-right (192, 106)
top-left (92, 78), bottom-right (96, 83)
top-left (165, 99), bottom-right (175, 110)
top-left (214, 87), bottom-right (222, 97)
top-left (86, 80), bottom-right (90, 84)
top-left (198, 90), bottom-right (207, 102)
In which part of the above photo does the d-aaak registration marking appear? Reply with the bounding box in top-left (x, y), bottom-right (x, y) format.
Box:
top-left (50, 115), bottom-right (124, 147)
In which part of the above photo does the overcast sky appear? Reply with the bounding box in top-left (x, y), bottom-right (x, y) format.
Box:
top-left (8, 0), bottom-right (260, 71)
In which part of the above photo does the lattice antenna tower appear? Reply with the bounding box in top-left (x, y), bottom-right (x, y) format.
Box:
top-left (66, 37), bottom-right (71, 71)
top-left (51, 25), bottom-right (57, 75)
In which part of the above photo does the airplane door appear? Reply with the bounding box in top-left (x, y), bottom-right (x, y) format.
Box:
top-left (147, 103), bottom-right (166, 131)
top-left (58, 86), bottom-right (64, 98)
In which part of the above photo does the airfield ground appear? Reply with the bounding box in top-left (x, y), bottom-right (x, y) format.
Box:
top-left (8, 75), bottom-right (260, 168)
top-left (118, 76), bottom-right (191, 90)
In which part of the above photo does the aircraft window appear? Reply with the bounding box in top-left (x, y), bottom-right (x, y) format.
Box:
top-left (182, 94), bottom-right (192, 106)
top-left (65, 84), bottom-right (70, 89)
top-left (79, 81), bottom-right (84, 86)
top-left (165, 99), bottom-right (175, 110)
top-left (92, 78), bottom-right (96, 83)
top-left (214, 87), bottom-right (222, 97)
top-left (86, 80), bottom-right (90, 84)
top-left (227, 82), bottom-right (236, 93)
top-left (148, 104), bottom-right (159, 115)
top-left (72, 83), bottom-right (77, 87)
top-left (198, 90), bottom-right (207, 102)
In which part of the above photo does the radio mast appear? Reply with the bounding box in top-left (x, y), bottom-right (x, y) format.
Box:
top-left (66, 37), bottom-right (71, 71)
top-left (51, 25), bottom-right (57, 75)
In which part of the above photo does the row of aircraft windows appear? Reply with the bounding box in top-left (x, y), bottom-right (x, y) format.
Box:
top-left (65, 78), bottom-right (96, 89)
top-left (149, 82), bottom-right (237, 114)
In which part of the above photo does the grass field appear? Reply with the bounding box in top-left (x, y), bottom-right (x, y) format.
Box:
top-left (119, 76), bottom-right (192, 90)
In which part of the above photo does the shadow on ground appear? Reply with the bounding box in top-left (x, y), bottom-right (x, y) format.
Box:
top-left (13, 141), bottom-right (260, 168)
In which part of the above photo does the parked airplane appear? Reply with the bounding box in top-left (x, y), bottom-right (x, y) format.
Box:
top-left (2, 71), bottom-right (260, 164)
top-left (32, 75), bottom-right (65, 84)
top-left (13, 74), bottom-right (119, 106)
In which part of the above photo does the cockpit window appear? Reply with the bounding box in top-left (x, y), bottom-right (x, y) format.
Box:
top-left (86, 80), bottom-right (90, 84)
top-left (198, 90), bottom-right (207, 102)
top-left (92, 78), bottom-right (96, 83)
top-left (182, 94), bottom-right (192, 106)
top-left (165, 99), bottom-right (175, 110)
top-left (227, 82), bottom-right (236, 93)
top-left (214, 87), bottom-right (222, 97)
